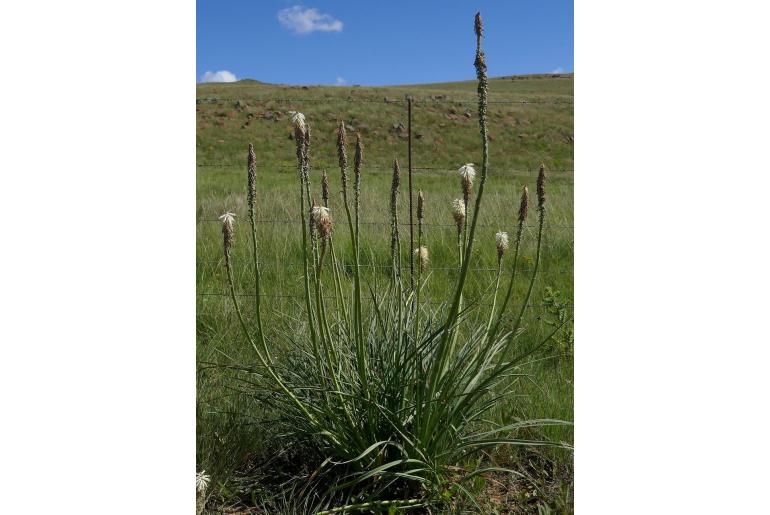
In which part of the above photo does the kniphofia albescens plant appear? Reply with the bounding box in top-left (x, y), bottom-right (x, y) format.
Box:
top-left (218, 12), bottom-right (570, 511)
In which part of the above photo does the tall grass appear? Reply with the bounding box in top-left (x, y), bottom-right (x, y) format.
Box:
top-left (214, 12), bottom-right (571, 512)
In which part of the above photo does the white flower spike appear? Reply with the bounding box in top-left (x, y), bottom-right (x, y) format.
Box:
top-left (458, 163), bottom-right (476, 184)
top-left (196, 470), bottom-right (210, 494)
top-left (288, 111), bottom-right (306, 131)
top-left (495, 231), bottom-right (509, 260)
top-left (451, 198), bottom-right (466, 234)
top-left (310, 205), bottom-right (332, 239)
top-left (310, 205), bottom-right (330, 224)
top-left (451, 198), bottom-right (465, 218)
top-left (414, 246), bottom-right (429, 270)
top-left (218, 212), bottom-right (236, 225)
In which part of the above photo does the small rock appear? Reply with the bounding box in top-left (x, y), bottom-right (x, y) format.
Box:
top-left (464, 111), bottom-right (472, 118)
top-left (384, 97), bottom-right (397, 104)
top-left (345, 124), bottom-right (355, 132)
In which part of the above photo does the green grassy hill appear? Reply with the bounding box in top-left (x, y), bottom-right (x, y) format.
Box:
top-left (196, 74), bottom-right (573, 170)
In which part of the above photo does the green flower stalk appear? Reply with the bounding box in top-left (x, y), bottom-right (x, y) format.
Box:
top-left (354, 134), bottom-right (363, 256)
top-left (415, 189), bottom-right (426, 342)
top-left (485, 231), bottom-right (508, 334)
top-left (321, 169), bottom-right (330, 208)
top-left (488, 184), bottom-right (529, 342)
top-left (292, 114), bottom-right (319, 362)
top-left (537, 162), bottom-right (546, 209)
top-left (519, 184), bottom-right (530, 224)
top-left (511, 164), bottom-right (546, 337)
top-left (219, 212), bottom-right (235, 266)
top-left (337, 121), bottom-right (348, 194)
top-left (246, 144), bottom-right (268, 360)
top-left (427, 10), bottom-right (491, 401)
top-left (337, 119), bottom-right (366, 394)
top-left (495, 231), bottom-right (509, 266)
top-left (247, 144), bottom-right (257, 222)
top-left (218, 211), bottom-right (322, 433)
top-left (390, 159), bottom-right (401, 280)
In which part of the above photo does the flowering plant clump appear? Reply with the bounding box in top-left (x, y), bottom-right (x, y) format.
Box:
top-left (214, 12), bottom-right (570, 513)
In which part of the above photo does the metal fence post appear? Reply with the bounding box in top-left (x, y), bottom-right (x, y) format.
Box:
top-left (407, 96), bottom-right (414, 289)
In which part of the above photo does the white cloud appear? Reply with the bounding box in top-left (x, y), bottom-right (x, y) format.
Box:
top-left (278, 5), bottom-right (343, 35)
top-left (551, 67), bottom-right (565, 74)
top-left (200, 70), bottom-right (238, 83)
top-left (336, 76), bottom-right (346, 85)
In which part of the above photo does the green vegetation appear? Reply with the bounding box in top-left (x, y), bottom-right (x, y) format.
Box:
top-left (197, 53), bottom-right (573, 512)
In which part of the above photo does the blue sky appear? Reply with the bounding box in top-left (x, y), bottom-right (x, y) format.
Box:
top-left (197, 0), bottom-right (573, 85)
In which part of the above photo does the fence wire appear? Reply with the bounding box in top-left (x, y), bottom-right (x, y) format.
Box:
top-left (196, 96), bottom-right (573, 106)
top-left (198, 92), bottom-right (573, 312)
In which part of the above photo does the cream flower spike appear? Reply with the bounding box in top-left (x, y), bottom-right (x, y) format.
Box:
top-left (310, 205), bottom-right (332, 239)
top-left (196, 470), bottom-right (210, 494)
top-left (495, 231), bottom-right (509, 260)
top-left (414, 246), bottom-right (429, 270)
top-left (288, 111), bottom-right (306, 131)
top-left (218, 212), bottom-right (236, 224)
top-left (310, 205), bottom-right (330, 223)
top-left (458, 163), bottom-right (476, 183)
top-left (451, 198), bottom-right (465, 218)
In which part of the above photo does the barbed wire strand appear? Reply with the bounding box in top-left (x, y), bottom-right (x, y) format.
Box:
top-left (197, 97), bottom-right (573, 106)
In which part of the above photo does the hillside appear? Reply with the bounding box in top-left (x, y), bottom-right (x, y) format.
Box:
top-left (196, 74), bottom-right (573, 171)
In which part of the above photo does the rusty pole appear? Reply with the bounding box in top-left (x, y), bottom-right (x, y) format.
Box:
top-left (407, 96), bottom-right (414, 289)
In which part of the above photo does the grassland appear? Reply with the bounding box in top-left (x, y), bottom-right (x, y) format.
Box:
top-left (197, 74), bottom-right (573, 513)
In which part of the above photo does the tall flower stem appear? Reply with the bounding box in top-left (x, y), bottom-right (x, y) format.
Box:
top-left (428, 12), bottom-right (490, 400)
top-left (247, 144), bottom-right (269, 362)
top-left (511, 165), bottom-right (546, 339)
top-left (221, 219), bottom-right (321, 432)
top-left (338, 121), bottom-right (367, 394)
top-left (354, 134), bottom-right (363, 267)
top-left (294, 125), bottom-right (321, 374)
top-left (415, 190), bottom-right (425, 345)
top-left (488, 185), bottom-right (529, 342)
